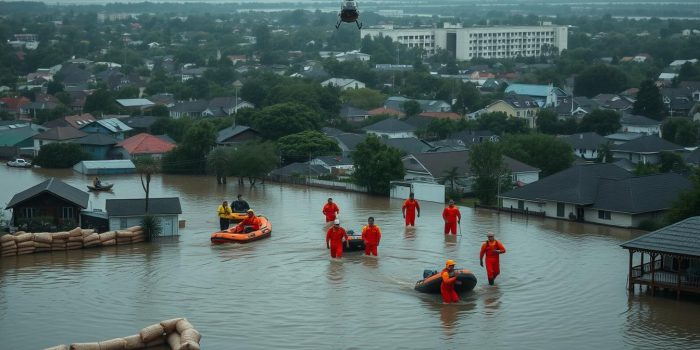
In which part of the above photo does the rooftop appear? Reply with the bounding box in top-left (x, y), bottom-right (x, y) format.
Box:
top-left (7, 178), bottom-right (88, 209)
top-left (621, 216), bottom-right (700, 257)
top-left (106, 197), bottom-right (182, 217)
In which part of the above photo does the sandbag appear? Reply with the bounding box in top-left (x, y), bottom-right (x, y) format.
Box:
top-left (97, 338), bottom-right (126, 350)
top-left (15, 232), bottom-right (33, 242)
top-left (67, 243), bottom-right (83, 250)
top-left (69, 227), bottom-right (82, 237)
top-left (127, 226), bottom-right (142, 232)
top-left (167, 332), bottom-right (181, 350)
top-left (68, 236), bottom-right (84, 242)
top-left (51, 246), bottom-right (66, 251)
top-left (51, 242), bottom-right (66, 248)
top-left (34, 232), bottom-right (53, 244)
top-left (2, 240), bottom-right (17, 248)
top-left (43, 345), bottom-right (68, 350)
top-left (145, 338), bottom-right (165, 347)
top-left (102, 239), bottom-right (116, 246)
top-left (179, 341), bottom-right (201, 350)
top-left (139, 323), bottom-right (165, 343)
top-left (18, 248), bottom-right (35, 255)
top-left (131, 237), bottom-right (144, 243)
top-left (12, 231), bottom-right (26, 236)
top-left (1, 250), bottom-right (17, 256)
top-left (2, 246), bottom-right (17, 253)
top-left (175, 319), bottom-right (194, 334)
top-left (0, 234), bottom-right (15, 243)
top-left (99, 231), bottom-right (116, 241)
top-left (116, 230), bottom-right (136, 238)
top-left (52, 239), bottom-right (67, 245)
top-left (116, 238), bottom-right (132, 245)
top-left (52, 232), bottom-right (70, 240)
top-left (131, 231), bottom-right (144, 238)
top-left (69, 343), bottom-right (100, 350)
top-left (84, 241), bottom-right (101, 248)
top-left (17, 241), bottom-right (35, 248)
top-left (160, 318), bottom-right (183, 333)
top-left (81, 229), bottom-right (95, 237)
top-left (34, 242), bottom-right (51, 249)
top-left (123, 334), bottom-right (146, 350)
top-left (83, 233), bottom-right (99, 243)
top-left (180, 328), bottom-right (201, 344)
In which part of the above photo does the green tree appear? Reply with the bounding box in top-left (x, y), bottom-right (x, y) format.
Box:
top-left (162, 121), bottom-right (216, 174)
top-left (659, 151), bottom-right (689, 174)
top-left (149, 105), bottom-right (170, 117)
top-left (440, 166), bottom-right (461, 199)
top-left (34, 143), bottom-right (91, 168)
top-left (402, 100), bottom-right (421, 117)
top-left (134, 157), bottom-right (160, 212)
top-left (578, 110), bottom-right (621, 135)
top-left (662, 118), bottom-right (699, 146)
top-left (341, 88), bottom-right (386, 110)
top-left (634, 163), bottom-right (660, 176)
top-left (252, 103), bottom-right (321, 140)
top-left (595, 142), bottom-right (614, 163)
top-left (424, 119), bottom-right (457, 140)
top-left (633, 80), bottom-right (664, 119)
top-left (574, 64), bottom-right (628, 98)
top-left (277, 130), bottom-right (341, 164)
top-left (536, 110), bottom-right (560, 134)
top-left (501, 134), bottom-right (574, 176)
top-left (476, 112), bottom-right (528, 135)
top-left (207, 146), bottom-right (232, 184)
top-left (469, 141), bottom-right (508, 206)
top-left (229, 142), bottom-right (278, 185)
top-left (665, 168), bottom-right (700, 225)
top-left (352, 135), bottom-right (405, 195)
top-left (84, 89), bottom-right (118, 115)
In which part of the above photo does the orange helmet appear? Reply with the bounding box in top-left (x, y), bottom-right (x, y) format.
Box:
top-left (445, 259), bottom-right (456, 267)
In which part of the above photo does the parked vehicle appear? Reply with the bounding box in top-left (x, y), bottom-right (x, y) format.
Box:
top-left (6, 158), bottom-right (32, 168)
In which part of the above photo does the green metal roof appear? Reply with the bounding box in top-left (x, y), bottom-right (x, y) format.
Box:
top-left (0, 126), bottom-right (38, 147)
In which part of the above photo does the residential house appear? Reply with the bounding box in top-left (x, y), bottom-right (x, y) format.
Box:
top-left (95, 69), bottom-right (144, 91)
top-left (333, 133), bottom-right (367, 152)
top-left (321, 78), bottom-right (366, 90)
top-left (115, 133), bottom-right (176, 159)
top-left (683, 147), bottom-right (700, 167)
top-left (59, 64), bottom-right (91, 92)
top-left (73, 159), bottom-right (136, 175)
top-left (592, 94), bottom-right (634, 113)
top-left (181, 67), bottom-right (207, 82)
top-left (334, 50), bottom-right (371, 62)
top-left (169, 98), bottom-right (252, 119)
top-left (116, 98), bottom-right (155, 110)
top-left (605, 132), bottom-right (644, 145)
top-left (0, 125), bottom-right (42, 158)
top-left (79, 118), bottom-right (132, 140)
top-left (106, 198), bottom-right (182, 236)
top-left (504, 83), bottom-right (567, 107)
top-left (149, 93), bottom-right (176, 107)
top-left (6, 178), bottom-right (88, 231)
top-left (480, 78), bottom-right (508, 93)
top-left (208, 97), bottom-right (254, 116)
top-left (483, 94), bottom-right (540, 128)
top-left (559, 132), bottom-right (608, 161)
top-left (33, 126), bottom-right (87, 156)
top-left (68, 91), bottom-right (88, 113)
top-left (216, 125), bottom-right (262, 146)
top-left (340, 105), bottom-right (370, 122)
top-left (552, 96), bottom-right (600, 119)
top-left (403, 150), bottom-right (540, 192)
top-left (0, 97), bottom-right (31, 119)
top-left (268, 162), bottom-right (329, 181)
top-left (20, 99), bottom-right (61, 119)
top-left (362, 118), bottom-right (417, 138)
top-left (43, 114), bottom-right (96, 129)
top-left (73, 133), bottom-right (118, 160)
top-left (499, 163), bottom-right (690, 228)
top-left (611, 135), bottom-right (684, 164)
top-left (122, 115), bottom-right (160, 134)
top-left (662, 87), bottom-right (695, 116)
top-left (620, 113), bottom-right (661, 136)
top-left (384, 97), bottom-right (452, 113)
top-left (169, 100), bottom-right (209, 118)
top-left (679, 81), bottom-right (700, 102)
top-left (402, 115), bottom-right (434, 130)
top-left (382, 137), bottom-right (434, 155)
top-left (310, 154), bottom-right (354, 176)
top-left (367, 107), bottom-right (405, 117)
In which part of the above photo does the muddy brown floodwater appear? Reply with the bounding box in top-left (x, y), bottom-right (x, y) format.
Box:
top-left (1, 166), bottom-right (700, 349)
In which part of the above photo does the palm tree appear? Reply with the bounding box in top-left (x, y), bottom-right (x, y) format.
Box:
top-left (440, 166), bottom-right (461, 196)
top-left (134, 157), bottom-right (160, 212)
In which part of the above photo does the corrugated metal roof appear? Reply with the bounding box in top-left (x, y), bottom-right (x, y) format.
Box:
top-left (75, 160), bottom-right (135, 170)
top-left (6, 177), bottom-right (88, 209)
top-left (116, 98), bottom-right (155, 107)
top-left (621, 216), bottom-right (700, 257)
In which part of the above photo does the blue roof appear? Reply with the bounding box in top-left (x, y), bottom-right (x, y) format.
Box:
top-left (505, 84), bottom-right (567, 98)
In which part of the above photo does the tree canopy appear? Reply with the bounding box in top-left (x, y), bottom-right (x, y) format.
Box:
top-left (229, 142), bottom-right (279, 185)
top-left (352, 135), bottom-right (405, 195)
top-left (341, 88), bottom-right (386, 110)
top-left (34, 143), bottom-right (91, 168)
top-left (662, 118), bottom-right (699, 146)
top-left (574, 64), bottom-right (628, 98)
top-left (633, 80), bottom-right (664, 119)
top-left (665, 168), bottom-right (700, 225)
top-left (277, 130), bottom-right (341, 164)
top-left (469, 141), bottom-right (509, 205)
top-left (578, 110), bottom-right (621, 135)
top-left (501, 134), bottom-right (574, 176)
top-left (252, 103), bottom-right (321, 140)
top-left (476, 112), bottom-right (528, 135)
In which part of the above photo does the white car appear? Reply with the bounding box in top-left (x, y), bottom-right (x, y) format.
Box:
top-left (6, 158), bottom-right (32, 168)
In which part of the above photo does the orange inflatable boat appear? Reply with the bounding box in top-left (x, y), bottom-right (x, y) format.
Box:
top-left (211, 216), bottom-right (272, 244)
top-left (414, 268), bottom-right (477, 294)
top-left (227, 212), bottom-right (247, 223)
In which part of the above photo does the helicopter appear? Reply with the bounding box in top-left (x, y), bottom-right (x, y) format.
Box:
top-left (336, 0), bottom-right (362, 30)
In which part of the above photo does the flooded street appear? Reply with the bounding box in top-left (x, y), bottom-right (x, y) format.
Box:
top-left (1, 166), bottom-right (700, 349)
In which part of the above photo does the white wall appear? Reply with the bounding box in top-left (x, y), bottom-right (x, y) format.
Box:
top-left (109, 215), bottom-right (179, 236)
top-left (366, 131), bottom-right (415, 139)
top-left (390, 181), bottom-right (445, 203)
top-left (513, 171), bottom-right (539, 185)
top-left (623, 125), bottom-right (660, 136)
top-left (583, 208), bottom-right (633, 227)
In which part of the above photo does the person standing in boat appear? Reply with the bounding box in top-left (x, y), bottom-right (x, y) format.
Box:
top-left (441, 259), bottom-right (460, 303)
top-left (480, 231), bottom-right (506, 285)
top-left (232, 194), bottom-right (250, 213)
top-left (322, 197), bottom-right (340, 223)
top-left (442, 200), bottom-right (461, 235)
top-left (234, 209), bottom-right (262, 233)
top-left (217, 201), bottom-right (233, 231)
top-left (361, 217), bottom-right (381, 256)
top-left (326, 219), bottom-right (349, 259)
top-left (402, 192), bottom-right (420, 227)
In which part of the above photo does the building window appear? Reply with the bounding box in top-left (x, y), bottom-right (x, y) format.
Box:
top-left (20, 207), bottom-right (37, 218)
top-left (119, 218), bottom-right (128, 229)
top-left (598, 210), bottom-right (611, 220)
top-left (61, 207), bottom-right (74, 220)
top-left (557, 202), bottom-right (565, 217)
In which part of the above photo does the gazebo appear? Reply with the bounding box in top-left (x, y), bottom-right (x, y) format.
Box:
top-left (621, 216), bottom-right (700, 299)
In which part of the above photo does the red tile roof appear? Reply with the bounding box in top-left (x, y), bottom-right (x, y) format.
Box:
top-left (0, 97), bottom-right (31, 111)
top-left (367, 107), bottom-right (405, 117)
top-left (418, 112), bottom-right (463, 121)
top-left (117, 133), bottom-right (176, 155)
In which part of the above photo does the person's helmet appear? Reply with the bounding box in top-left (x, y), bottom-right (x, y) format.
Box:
top-left (247, 209), bottom-right (254, 214)
top-left (333, 219), bottom-right (340, 225)
top-left (445, 259), bottom-right (456, 267)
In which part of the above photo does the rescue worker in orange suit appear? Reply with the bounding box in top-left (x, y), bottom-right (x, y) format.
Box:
top-left (402, 193), bottom-right (421, 226)
top-left (322, 197), bottom-right (340, 223)
top-left (480, 231), bottom-right (506, 285)
top-left (234, 209), bottom-right (262, 233)
top-left (217, 200), bottom-right (233, 231)
top-left (441, 259), bottom-right (460, 303)
top-left (361, 217), bottom-right (382, 256)
top-left (326, 219), bottom-right (349, 259)
top-left (441, 200), bottom-right (461, 235)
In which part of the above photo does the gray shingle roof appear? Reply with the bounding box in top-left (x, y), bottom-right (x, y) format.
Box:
top-left (362, 118), bottom-right (416, 133)
top-left (381, 137), bottom-right (433, 154)
top-left (611, 135), bottom-right (683, 153)
top-left (34, 126), bottom-right (87, 141)
top-left (621, 216), bottom-right (700, 257)
top-left (7, 178), bottom-right (89, 209)
top-left (74, 133), bottom-right (118, 146)
top-left (216, 125), bottom-right (257, 143)
top-left (340, 105), bottom-right (369, 118)
top-left (560, 132), bottom-right (607, 150)
top-left (269, 162), bottom-right (328, 177)
top-left (106, 197), bottom-right (182, 216)
top-left (315, 154), bottom-right (353, 166)
top-left (334, 133), bottom-right (367, 151)
top-left (620, 113), bottom-right (661, 126)
top-left (500, 163), bottom-right (632, 205)
top-left (683, 148), bottom-right (700, 165)
top-left (170, 100), bottom-right (209, 113)
top-left (593, 173), bottom-right (690, 213)
top-left (407, 150), bottom-right (540, 179)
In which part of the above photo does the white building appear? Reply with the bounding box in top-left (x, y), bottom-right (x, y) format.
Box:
top-left (361, 23), bottom-right (568, 61)
top-left (321, 78), bottom-right (366, 90)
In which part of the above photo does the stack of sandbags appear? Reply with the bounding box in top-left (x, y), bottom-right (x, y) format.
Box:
top-left (51, 231), bottom-right (69, 251)
top-left (67, 227), bottom-right (83, 250)
top-left (98, 231), bottom-right (116, 246)
top-left (33, 232), bottom-right (53, 252)
top-left (82, 232), bottom-right (100, 248)
top-left (173, 319), bottom-right (201, 350)
top-left (1, 234), bottom-right (17, 257)
top-left (128, 226), bottom-right (145, 244)
top-left (15, 232), bottom-right (35, 255)
top-left (116, 230), bottom-right (136, 245)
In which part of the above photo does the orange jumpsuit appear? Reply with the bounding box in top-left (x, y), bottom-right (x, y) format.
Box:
top-left (442, 205), bottom-right (461, 235)
top-left (402, 199), bottom-right (420, 226)
top-left (361, 224), bottom-right (381, 256)
top-left (234, 216), bottom-right (262, 233)
top-left (326, 226), bottom-right (348, 258)
top-left (480, 240), bottom-right (506, 280)
top-left (440, 268), bottom-right (459, 303)
top-left (322, 203), bottom-right (340, 222)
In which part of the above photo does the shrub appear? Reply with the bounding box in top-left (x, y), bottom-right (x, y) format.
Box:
top-left (141, 215), bottom-right (162, 242)
top-left (34, 143), bottom-right (91, 168)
